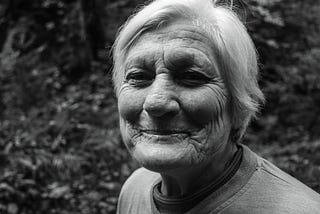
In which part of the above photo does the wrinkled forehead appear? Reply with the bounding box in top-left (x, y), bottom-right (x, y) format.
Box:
top-left (128, 19), bottom-right (217, 54)
top-left (113, 19), bottom-right (223, 91)
top-left (128, 22), bottom-right (216, 56)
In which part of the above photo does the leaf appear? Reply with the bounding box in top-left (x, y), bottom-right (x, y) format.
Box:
top-left (7, 203), bottom-right (18, 214)
top-left (98, 182), bottom-right (119, 190)
top-left (48, 185), bottom-right (70, 199)
top-left (18, 158), bottom-right (36, 171)
top-left (0, 183), bottom-right (15, 193)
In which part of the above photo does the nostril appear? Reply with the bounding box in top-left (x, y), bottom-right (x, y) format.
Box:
top-left (143, 94), bottom-right (180, 117)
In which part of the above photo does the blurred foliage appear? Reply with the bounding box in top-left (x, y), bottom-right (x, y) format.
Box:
top-left (0, 0), bottom-right (319, 213)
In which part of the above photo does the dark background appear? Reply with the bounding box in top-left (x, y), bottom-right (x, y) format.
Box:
top-left (0, 0), bottom-right (319, 213)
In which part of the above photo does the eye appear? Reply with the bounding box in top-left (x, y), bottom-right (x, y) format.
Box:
top-left (125, 69), bottom-right (154, 87)
top-left (175, 70), bottom-right (212, 87)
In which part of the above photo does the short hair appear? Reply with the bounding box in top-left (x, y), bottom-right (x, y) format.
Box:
top-left (112, 0), bottom-right (265, 142)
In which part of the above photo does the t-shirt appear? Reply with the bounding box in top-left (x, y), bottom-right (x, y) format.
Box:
top-left (153, 146), bottom-right (243, 213)
top-left (117, 144), bottom-right (320, 214)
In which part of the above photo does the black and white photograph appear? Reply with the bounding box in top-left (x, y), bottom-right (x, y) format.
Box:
top-left (0, 0), bottom-right (319, 213)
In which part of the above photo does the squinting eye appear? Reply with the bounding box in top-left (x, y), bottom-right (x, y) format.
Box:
top-left (125, 70), bottom-right (154, 87)
top-left (176, 71), bottom-right (212, 87)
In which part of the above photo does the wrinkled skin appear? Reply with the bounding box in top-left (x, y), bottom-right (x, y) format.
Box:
top-left (117, 20), bottom-right (234, 175)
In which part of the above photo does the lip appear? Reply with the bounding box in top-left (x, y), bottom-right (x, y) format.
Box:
top-left (141, 130), bottom-right (190, 135)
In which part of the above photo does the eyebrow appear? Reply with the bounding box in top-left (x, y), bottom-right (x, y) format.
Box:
top-left (165, 48), bottom-right (219, 76)
top-left (124, 55), bottom-right (149, 70)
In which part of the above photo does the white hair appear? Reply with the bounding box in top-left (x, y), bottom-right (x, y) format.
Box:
top-left (112, 0), bottom-right (265, 142)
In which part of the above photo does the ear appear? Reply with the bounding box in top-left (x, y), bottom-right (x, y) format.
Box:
top-left (230, 127), bottom-right (241, 143)
top-left (230, 115), bottom-right (250, 144)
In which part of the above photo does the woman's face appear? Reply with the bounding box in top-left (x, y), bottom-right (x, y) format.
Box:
top-left (117, 21), bottom-right (232, 172)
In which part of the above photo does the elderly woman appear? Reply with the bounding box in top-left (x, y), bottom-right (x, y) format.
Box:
top-left (112, 0), bottom-right (320, 213)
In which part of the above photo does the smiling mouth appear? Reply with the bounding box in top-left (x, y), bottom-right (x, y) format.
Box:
top-left (140, 129), bottom-right (191, 136)
top-left (128, 123), bottom-right (200, 136)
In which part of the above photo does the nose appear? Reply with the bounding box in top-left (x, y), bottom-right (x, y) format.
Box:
top-left (143, 77), bottom-right (180, 118)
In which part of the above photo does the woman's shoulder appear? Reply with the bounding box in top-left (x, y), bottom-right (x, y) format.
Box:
top-left (117, 168), bottom-right (160, 214)
top-left (237, 144), bottom-right (320, 213)
top-left (120, 167), bottom-right (160, 194)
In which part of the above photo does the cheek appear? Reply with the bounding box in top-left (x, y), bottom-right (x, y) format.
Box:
top-left (180, 85), bottom-right (228, 126)
top-left (118, 87), bottom-right (146, 123)
top-left (119, 117), bottom-right (136, 151)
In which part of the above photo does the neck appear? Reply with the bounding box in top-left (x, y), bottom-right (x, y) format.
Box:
top-left (160, 140), bottom-right (238, 196)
